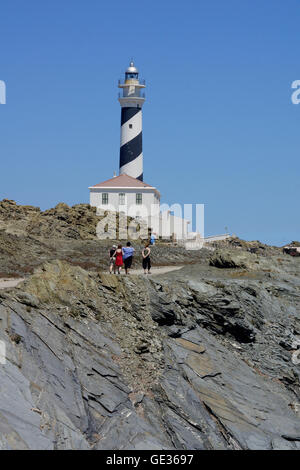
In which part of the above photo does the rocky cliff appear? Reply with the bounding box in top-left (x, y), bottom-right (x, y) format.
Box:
top-left (0, 199), bottom-right (209, 277)
top-left (0, 243), bottom-right (300, 449)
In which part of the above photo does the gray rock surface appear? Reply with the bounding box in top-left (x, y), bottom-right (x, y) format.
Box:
top-left (0, 252), bottom-right (299, 450)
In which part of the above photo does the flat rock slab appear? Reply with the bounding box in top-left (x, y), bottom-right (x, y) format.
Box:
top-left (0, 278), bottom-right (24, 289)
top-left (175, 338), bottom-right (206, 354)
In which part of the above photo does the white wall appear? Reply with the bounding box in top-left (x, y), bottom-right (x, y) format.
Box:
top-left (148, 212), bottom-right (190, 240)
top-left (204, 234), bottom-right (230, 243)
top-left (90, 188), bottom-right (160, 218)
top-left (90, 188), bottom-right (190, 240)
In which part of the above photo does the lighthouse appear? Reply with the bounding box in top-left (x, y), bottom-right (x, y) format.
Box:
top-left (89, 60), bottom-right (190, 240)
top-left (118, 61), bottom-right (145, 181)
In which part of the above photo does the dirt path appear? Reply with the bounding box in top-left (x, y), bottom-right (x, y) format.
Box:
top-left (0, 266), bottom-right (183, 289)
top-left (115, 265), bottom-right (183, 276)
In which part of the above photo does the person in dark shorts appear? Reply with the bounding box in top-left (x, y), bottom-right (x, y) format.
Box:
top-left (122, 241), bottom-right (135, 275)
top-left (142, 242), bottom-right (151, 274)
top-left (109, 244), bottom-right (117, 274)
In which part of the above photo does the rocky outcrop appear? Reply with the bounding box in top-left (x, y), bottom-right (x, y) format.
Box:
top-left (212, 236), bottom-right (281, 256)
top-left (208, 248), bottom-right (286, 275)
top-left (0, 199), bottom-right (100, 240)
top-left (209, 249), bottom-right (257, 269)
top-left (0, 200), bottom-right (210, 277)
top-left (0, 253), bottom-right (299, 450)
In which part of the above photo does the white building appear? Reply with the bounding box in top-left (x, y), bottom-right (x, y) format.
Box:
top-left (89, 173), bottom-right (190, 240)
top-left (89, 173), bottom-right (160, 219)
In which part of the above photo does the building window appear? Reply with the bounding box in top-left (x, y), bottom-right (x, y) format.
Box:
top-left (136, 193), bottom-right (142, 205)
top-left (129, 124), bottom-right (132, 129)
top-left (119, 193), bottom-right (125, 205)
top-left (102, 193), bottom-right (108, 205)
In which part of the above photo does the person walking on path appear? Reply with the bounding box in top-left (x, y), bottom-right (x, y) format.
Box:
top-left (150, 233), bottom-right (156, 245)
top-left (142, 242), bottom-right (151, 274)
top-left (122, 241), bottom-right (135, 275)
top-left (109, 244), bottom-right (117, 274)
top-left (115, 244), bottom-right (123, 274)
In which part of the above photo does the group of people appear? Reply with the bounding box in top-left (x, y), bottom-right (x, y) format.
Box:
top-left (109, 241), bottom-right (152, 275)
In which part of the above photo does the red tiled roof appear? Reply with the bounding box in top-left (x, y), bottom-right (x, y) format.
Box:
top-left (89, 174), bottom-right (155, 189)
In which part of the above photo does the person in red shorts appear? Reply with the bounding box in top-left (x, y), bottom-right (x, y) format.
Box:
top-left (115, 244), bottom-right (123, 274)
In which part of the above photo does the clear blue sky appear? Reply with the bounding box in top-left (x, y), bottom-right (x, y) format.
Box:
top-left (0, 0), bottom-right (299, 245)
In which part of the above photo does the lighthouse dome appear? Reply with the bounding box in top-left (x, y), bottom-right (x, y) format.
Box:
top-left (126, 61), bottom-right (139, 74)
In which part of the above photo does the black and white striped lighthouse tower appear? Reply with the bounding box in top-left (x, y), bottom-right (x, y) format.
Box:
top-left (118, 61), bottom-right (145, 181)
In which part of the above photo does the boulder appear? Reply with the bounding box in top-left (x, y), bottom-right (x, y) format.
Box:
top-left (209, 249), bottom-right (258, 269)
